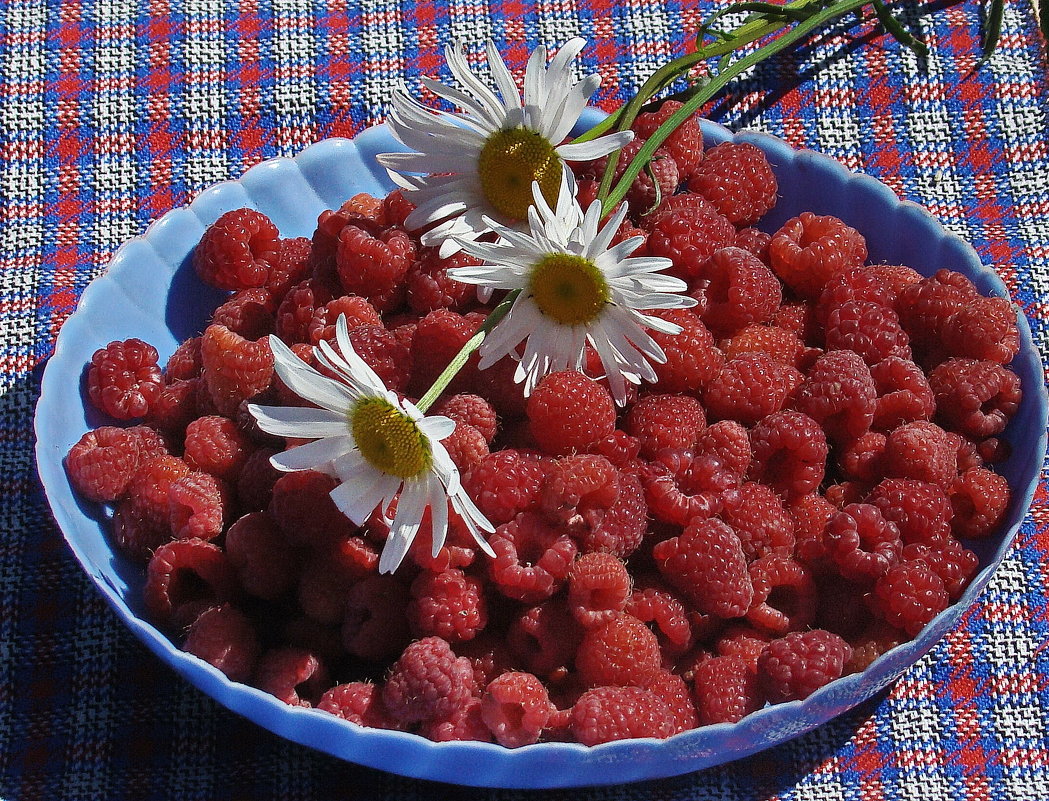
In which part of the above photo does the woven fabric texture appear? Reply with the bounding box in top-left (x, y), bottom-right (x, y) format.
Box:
top-left (3, 0), bottom-right (1049, 798)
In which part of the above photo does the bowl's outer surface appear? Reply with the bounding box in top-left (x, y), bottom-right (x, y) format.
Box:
top-left (35, 108), bottom-right (1048, 788)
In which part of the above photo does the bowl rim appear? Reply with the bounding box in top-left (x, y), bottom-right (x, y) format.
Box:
top-left (34, 111), bottom-right (1049, 788)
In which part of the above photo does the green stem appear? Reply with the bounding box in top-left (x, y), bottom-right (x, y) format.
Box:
top-left (414, 290), bottom-right (520, 413)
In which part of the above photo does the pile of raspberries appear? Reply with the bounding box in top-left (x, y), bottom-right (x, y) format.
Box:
top-left (65, 102), bottom-right (1022, 747)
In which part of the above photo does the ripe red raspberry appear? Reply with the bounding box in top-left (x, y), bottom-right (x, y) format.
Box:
top-left (407, 568), bottom-right (488, 642)
top-left (721, 482), bottom-right (796, 561)
top-left (265, 236), bottom-right (312, 299)
top-left (789, 492), bottom-right (838, 570)
top-left (200, 324), bottom-right (273, 418)
top-left (125, 453), bottom-right (191, 531)
top-left (866, 478), bottom-right (952, 545)
top-left (143, 537), bottom-right (235, 629)
top-left (824, 503), bottom-right (902, 583)
top-left (643, 195), bottom-right (736, 281)
top-left (692, 655), bottom-right (764, 725)
top-left (757, 629), bottom-right (852, 703)
top-left (714, 624), bottom-right (773, 669)
top-left (941, 295), bottom-right (1019, 364)
top-left (868, 263), bottom-right (923, 295)
top-left (928, 358), bottom-right (1021, 440)
top-left (87, 338), bottom-right (163, 419)
top-left (317, 682), bottom-right (400, 729)
top-left (342, 574), bottom-right (411, 662)
top-left (625, 393), bottom-right (705, 458)
top-left (269, 470), bottom-right (354, 549)
top-left (871, 560), bottom-right (949, 636)
top-left (769, 212), bottom-right (867, 299)
top-left (846, 620), bottom-right (907, 674)
top-left (65, 426), bottom-right (143, 502)
top-left (698, 247), bottom-right (782, 336)
top-left (646, 309), bottom-right (724, 394)
top-left (182, 415), bottom-right (252, 481)
top-left (234, 446), bottom-right (281, 513)
top-left (653, 517), bottom-right (754, 618)
top-left (644, 670), bottom-right (699, 734)
top-left (870, 356), bottom-right (936, 432)
top-left (687, 142), bottom-right (777, 226)
top-left (168, 472), bottom-right (228, 541)
top-left (902, 539), bottom-right (979, 599)
top-left (406, 248), bottom-right (478, 313)
top-left (143, 378), bottom-right (198, 439)
top-left (480, 671), bottom-right (553, 747)
top-left (275, 279), bottom-right (333, 344)
top-left (883, 420), bottom-right (959, 488)
top-left (794, 350), bottom-right (877, 444)
top-left (211, 288), bottom-right (277, 341)
top-left (825, 300), bottom-right (912, 366)
top-left (336, 226), bottom-right (414, 312)
top-left (433, 393), bottom-right (498, 443)
top-left (625, 578), bottom-right (693, 657)
top-left (422, 696), bottom-right (492, 743)
top-left (579, 139), bottom-right (680, 215)
top-left (507, 600), bottom-right (583, 679)
top-left (182, 603), bottom-right (259, 683)
top-left (951, 467), bottom-right (1010, 538)
top-left (641, 450), bottom-right (739, 526)
top-left (567, 552), bottom-right (632, 628)
top-left (723, 324), bottom-right (805, 368)
top-left (487, 512), bottom-right (577, 603)
top-left (408, 309), bottom-right (482, 396)
top-left (224, 511), bottom-right (297, 600)
top-left (440, 422), bottom-right (489, 472)
top-left (342, 324), bottom-right (412, 394)
top-left (382, 188), bottom-right (416, 227)
top-left (194, 208), bottom-right (279, 290)
top-left (164, 336), bottom-right (202, 381)
top-left (383, 636), bottom-right (475, 724)
top-left (254, 647), bottom-right (330, 707)
top-left (631, 99), bottom-right (704, 177)
top-left (746, 555), bottom-right (817, 635)
top-left (735, 226), bottom-right (772, 263)
top-left (815, 265), bottom-right (898, 327)
top-left (695, 420), bottom-right (751, 477)
top-left (297, 536), bottom-right (379, 625)
top-left (538, 454), bottom-right (619, 525)
top-left (749, 411), bottom-right (828, 499)
top-left (308, 194), bottom-right (385, 290)
top-left (895, 270), bottom-right (978, 360)
top-left (306, 296), bottom-right (382, 345)
top-left (570, 685), bottom-right (676, 745)
top-left (462, 450), bottom-right (545, 525)
top-left (704, 353), bottom-right (802, 426)
top-left (572, 471), bottom-right (647, 558)
top-left (526, 371), bottom-right (616, 456)
top-left (585, 430), bottom-right (641, 468)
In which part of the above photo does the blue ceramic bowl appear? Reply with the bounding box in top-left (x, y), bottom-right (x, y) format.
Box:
top-left (35, 109), bottom-right (1048, 788)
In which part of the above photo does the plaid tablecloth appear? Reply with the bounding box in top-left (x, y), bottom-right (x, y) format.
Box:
top-left (4, 0), bottom-right (1049, 798)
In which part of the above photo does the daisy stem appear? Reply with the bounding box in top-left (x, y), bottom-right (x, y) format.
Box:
top-left (415, 289), bottom-right (521, 414)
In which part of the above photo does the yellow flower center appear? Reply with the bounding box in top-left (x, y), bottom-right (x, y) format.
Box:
top-left (477, 128), bottom-right (563, 220)
top-left (528, 253), bottom-right (610, 325)
top-left (350, 397), bottom-right (432, 479)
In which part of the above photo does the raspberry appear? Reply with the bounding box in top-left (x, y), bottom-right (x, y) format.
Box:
top-left (317, 682), bottom-right (399, 729)
top-left (307, 296), bottom-right (382, 344)
top-left (275, 279), bottom-right (333, 344)
top-left (526, 371), bottom-right (616, 456)
top-left (269, 469), bottom-right (357, 549)
top-left (507, 600), bottom-right (583, 679)
top-left (457, 633), bottom-right (516, 691)
top-left (687, 142), bottom-right (777, 226)
top-left (895, 270), bottom-right (978, 360)
top-left (794, 350), bottom-right (877, 444)
top-left (868, 263), bottom-right (923, 296)
top-left (407, 568), bottom-right (488, 642)
top-left (433, 393), bottom-right (498, 443)
top-left (408, 515), bottom-right (477, 572)
top-left (575, 612), bottom-right (664, 687)
top-left (723, 325), bottom-right (805, 368)
top-left (462, 450), bottom-right (545, 526)
top-left (143, 537), bottom-right (235, 629)
top-left (342, 574), bottom-right (411, 662)
top-left (335, 225), bottom-right (414, 312)
top-left (585, 430), bottom-right (641, 468)
top-left (254, 647), bottom-right (329, 707)
top-left (164, 336), bottom-right (203, 381)
top-left (646, 310), bottom-right (724, 394)
top-left (265, 236), bottom-right (312, 299)
top-left (539, 454), bottom-right (620, 526)
top-left (409, 309), bottom-right (481, 396)
top-left (696, 420), bottom-right (751, 477)
top-left (643, 195), bottom-right (736, 281)
top-left (168, 472), bottom-right (228, 541)
top-left (224, 512), bottom-right (298, 600)
top-left (721, 482), bottom-right (796, 561)
top-left (487, 512), bottom-right (577, 603)
top-left (625, 578), bottom-right (694, 657)
top-left (691, 655), bottom-right (764, 725)
top-left (645, 669), bottom-right (699, 734)
top-left (308, 195), bottom-right (385, 291)
top-left (423, 696), bottom-right (493, 743)
top-left (641, 451), bottom-right (739, 526)
top-left (653, 517), bottom-right (754, 618)
top-left (65, 426), bottom-right (142, 502)
top-left (703, 353), bottom-right (802, 426)
top-left (126, 454), bottom-right (192, 531)
top-left (182, 603), bottom-right (259, 683)
top-left (714, 624), bottom-right (773, 669)
top-left (631, 99), bottom-right (704, 177)
top-left (815, 265), bottom-right (898, 326)
top-left (574, 471), bottom-right (647, 558)
top-left (735, 227), bottom-right (772, 263)
top-left (234, 446), bottom-right (281, 513)
top-left (824, 503), bottom-right (902, 583)
top-left (200, 324), bottom-right (274, 418)
top-left (297, 536), bottom-right (379, 625)
top-left (950, 467), bottom-right (1010, 538)
top-left (626, 394), bottom-right (705, 458)
top-left (87, 338), bottom-right (163, 419)
top-left (698, 247), bottom-right (782, 336)
top-left (382, 636), bottom-right (475, 724)
top-left (769, 212), bottom-right (867, 299)
top-left (902, 539), bottom-right (979, 599)
top-left (825, 300), bottom-right (911, 366)
top-left (866, 478), bottom-right (952, 545)
top-left (212, 288), bottom-right (277, 341)
top-left (570, 686), bottom-right (676, 745)
top-left (193, 208), bottom-right (279, 290)
top-left (567, 552), bottom-right (632, 628)
top-left (883, 420), bottom-right (959, 488)
top-left (845, 620), bottom-right (907, 674)
top-left (928, 358), bottom-right (1022, 440)
top-left (183, 415), bottom-right (252, 481)
top-left (749, 411), bottom-right (829, 498)
top-left (440, 422), bottom-right (489, 472)
top-left (746, 555), bottom-right (817, 635)
top-left (825, 481), bottom-right (870, 509)
top-left (406, 248), bottom-right (478, 313)
top-left (870, 356), bottom-right (936, 432)
top-left (579, 139), bottom-right (680, 215)
top-left (871, 560), bottom-right (949, 636)
top-left (480, 671), bottom-right (553, 747)
top-left (757, 629), bottom-right (852, 703)
top-left (789, 492), bottom-right (838, 571)
top-left (941, 295), bottom-right (1019, 364)
top-left (343, 324), bottom-right (412, 394)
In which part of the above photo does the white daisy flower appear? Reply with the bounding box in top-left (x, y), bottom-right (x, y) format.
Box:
top-left (248, 316), bottom-right (495, 574)
top-left (448, 172), bottom-right (698, 405)
top-left (376, 37), bottom-right (633, 257)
